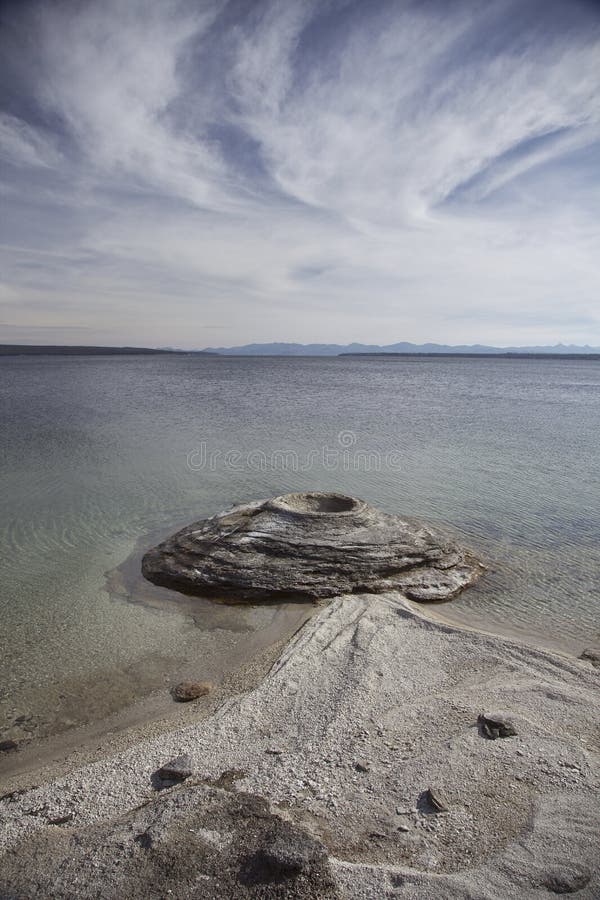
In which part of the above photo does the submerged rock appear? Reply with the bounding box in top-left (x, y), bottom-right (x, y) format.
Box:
top-left (142, 492), bottom-right (483, 603)
top-left (171, 681), bottom-right (213, 702)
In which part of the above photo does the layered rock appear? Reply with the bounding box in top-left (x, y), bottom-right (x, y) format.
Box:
top-left (142, 492), bottom-right (483, 602)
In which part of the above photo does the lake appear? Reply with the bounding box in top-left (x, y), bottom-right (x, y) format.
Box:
top-left (1, 354), bottom-right (599, 746)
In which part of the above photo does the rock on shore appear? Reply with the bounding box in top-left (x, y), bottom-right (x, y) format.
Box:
top-left (142, 492), bottom-right (483, 602)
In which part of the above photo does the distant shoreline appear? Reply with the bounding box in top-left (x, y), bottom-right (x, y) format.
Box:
top-left (0, 345), bottom-right (216, 356)
top-left (2, 344), bottom-right (600, 359)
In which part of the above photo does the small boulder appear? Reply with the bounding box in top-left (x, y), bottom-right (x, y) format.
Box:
top-left (478, 712), bottom-right (517, 739)
top-left (156, 754), bottom-right (194, 782)
top-left (421, 787), bottom-right (449, 813)
top-left (171, 681), bottom-right (213, 702)
top-left (354, 761), bottom-right (370, 773)
top-left (579, 648), bottom-right (600, 669)
top-left (0, 740), bottom-right (18, 753)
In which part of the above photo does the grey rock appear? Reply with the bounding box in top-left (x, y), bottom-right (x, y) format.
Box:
top-left (48, 813), bottom-right (74, 826)
top-left (157, 754), bottom-right (194, 782)
top-left (579, 647), bottom-right (600, 668)
top-left (354, 761), bottom-right (370, 773)
top-left (477, 713), bottom-right (518, 739)
top-left (142, 492), bottom-right (483, 603)
top-left (171, 680), bottom-right (213, 702)
top-left (0, 740), bottom-right (18, 753)
top-left (421, 787), bottom-right (449, 813)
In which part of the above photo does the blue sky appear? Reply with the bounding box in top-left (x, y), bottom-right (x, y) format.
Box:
top-left (0, 0), bottom-right (599, 348)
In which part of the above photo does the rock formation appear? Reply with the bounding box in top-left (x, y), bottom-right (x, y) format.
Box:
top-left (142, 492), bottom-right (483, 602)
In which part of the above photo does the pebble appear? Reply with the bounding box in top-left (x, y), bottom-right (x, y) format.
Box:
top-left (477, 713), bottom-right (517, 740)
top-left (424, 787), bottom-right (449, 813)
top-left (48, 813), bottom-right (74, 826)
top-left (171, 681), bottom-right (213, 703)
top-left (579, 647), bottom-right (600, 668)
top-left (157, 754), bottom-right (194, 781)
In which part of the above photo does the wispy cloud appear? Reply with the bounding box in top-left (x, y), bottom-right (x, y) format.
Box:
top-left (0, 112), bottom-right (61, 168)
top-left (0, 0), bottom-right (599, 347)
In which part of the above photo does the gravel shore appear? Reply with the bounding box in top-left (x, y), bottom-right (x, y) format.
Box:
top-left (1, 592), bottom-right (598, 898)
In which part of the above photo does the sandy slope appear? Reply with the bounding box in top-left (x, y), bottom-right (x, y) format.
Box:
top-left (1, 593), bottom-right (598, 898)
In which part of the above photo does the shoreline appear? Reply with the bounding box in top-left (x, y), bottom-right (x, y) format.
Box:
top-left (0, 525), bottom-right (317, 780)
top-left (0, 583), bottom-right (591, 791)
top-left (1, 591), bottom-right (598, 897)
top-left (0, 611), bottom-right (316, 792)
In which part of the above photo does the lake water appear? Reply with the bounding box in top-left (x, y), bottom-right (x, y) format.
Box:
top-left (1, 354), bottom-right (599, 747)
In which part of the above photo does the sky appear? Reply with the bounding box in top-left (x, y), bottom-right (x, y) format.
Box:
top-left (0, 0), bottom-right (599, 349)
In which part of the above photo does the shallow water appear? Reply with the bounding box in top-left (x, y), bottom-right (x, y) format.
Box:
top-left (1, 354), bottom-right (599, 745)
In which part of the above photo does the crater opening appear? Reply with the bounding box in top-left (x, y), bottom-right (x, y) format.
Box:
top-left (267, 492), bottom-right (362, 516)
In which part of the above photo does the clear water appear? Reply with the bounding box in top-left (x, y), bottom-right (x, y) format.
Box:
top-left (1, 354), bottom-right (599, 744)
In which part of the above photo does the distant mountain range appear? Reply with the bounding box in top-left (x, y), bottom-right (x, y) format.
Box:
top-left (202, 341), bottom-right (600, 356)
top-left (3, 341), bottom-right (599, 358)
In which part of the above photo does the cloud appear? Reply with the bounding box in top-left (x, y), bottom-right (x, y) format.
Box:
top-left (0, 113), bottom-right (61, 168)
top-left (30, 0), bottom-right (227, 206)
top-left (0, 0), bottom-right (599, 347)
top-left (230, 0), bottom-right (600, 225)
